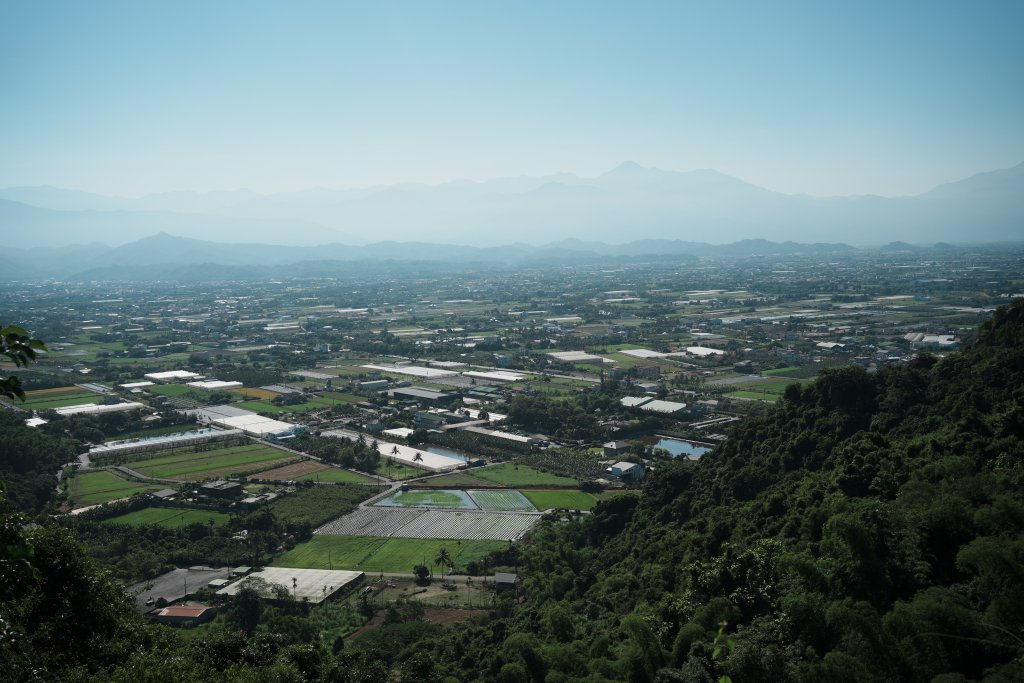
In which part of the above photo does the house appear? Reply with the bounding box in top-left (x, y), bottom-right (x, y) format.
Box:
top-left (493, 572), bottom-right (519, 593)
top-left (602, 441), bottom-right (632, 458)
top-left (147, 604), bottom-right (216, 626)
top-left (149, 488), bottom-right (177, 501)
top-left (414, 411), bottom-right (447, 429)
top-left (199, 480), bottom-right (243, 499)
top-left (607, 461), bottom-right (644, 483)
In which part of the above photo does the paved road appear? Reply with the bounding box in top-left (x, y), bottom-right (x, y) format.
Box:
top-left (127, 566), bottom-right (232, 613)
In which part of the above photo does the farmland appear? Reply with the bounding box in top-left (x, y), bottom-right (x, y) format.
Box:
top-left (375, 489), bottom-right (478, 509)
top-left (268, 485), bottom-right (376, 527)
top-left (13, 386), bottom-right (101, 410)
top-left (274, 536), bottom-right (507, 573)
top-left (69, 470), bottom-right (162, 507)
top-left (123, 442), bottom-right (293, 480)
top-left (522, 489), bottom-right (598, 511)
top-left (252, 460), bottom-right (375, 484)
top-left (317, 507), bottom-right (539, 541)
top-left (103, 506), bottom-right (232, 528)
top-left (472, 463), bottom-right (579, 487)
top-left (466, 489), bottom-right (536, 511)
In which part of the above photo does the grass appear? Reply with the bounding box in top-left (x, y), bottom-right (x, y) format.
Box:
top-left (320, 391), bottom-right (365, 404)
top-left (124, 443), bottom-right (292, 480)
top-left (269, 486), bottom-right (376, 527)
top-left (411, 472), bottom-right (493, 488)
top-left (274, 536), bottom-right (507, 573)
top-left (148, 384), bottom-right (203, 397)
top-left (231, 387), bottom-right (279, 400)
top-left (237, 400), bottom-right (330, 414)
top-left (522, 489), bottom-right (597, 511)
top-left (294, 468), bottom-right (376, 484)
top-left (473, 463), bottom-right (579, 487)
top-left (370, 461), bottom-right (426, 481)
top-left (103, 506), bottom-right (231, 528)
top-left (69, 470), bottom-right (162, 506)
top-left (16, 389), bottom-right (100, 410)
top-left (726, 390), bottom-right (781, 402)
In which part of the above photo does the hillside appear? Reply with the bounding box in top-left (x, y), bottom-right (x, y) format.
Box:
top-left (410, 301), bottom-right (1024, 681)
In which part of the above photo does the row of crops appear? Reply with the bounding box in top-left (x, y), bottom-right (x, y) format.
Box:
top-left (315, 507), bottom-right (539, 541)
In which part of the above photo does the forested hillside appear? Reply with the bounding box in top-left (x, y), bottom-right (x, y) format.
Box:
top-left (1, 301), bottom-right (1022, 681)
top-left (408, 301), bottom-right (1024, 681)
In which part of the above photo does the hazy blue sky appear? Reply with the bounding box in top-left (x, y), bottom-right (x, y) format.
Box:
top-left (2, 1), bottom-right (1022, 197)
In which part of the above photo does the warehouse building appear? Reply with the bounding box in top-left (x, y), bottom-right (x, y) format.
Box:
top-left (217, 567), bottom-right (364, 604)
top-left (144, 370), bottom-right (204, 383)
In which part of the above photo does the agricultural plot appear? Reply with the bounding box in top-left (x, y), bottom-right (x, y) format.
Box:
top-left (472, 463), bottom-right (579, 487)
top-left (103, 506), bottom-right (231, 528)
top-left (522, 489), bottom-right (598, 511)
top-left (148, 384), bottom-right (203, 397)
top-left (124, 443), bottom-right (292, 480)
top-left (274, 536), bottom-right (506, 574)
top-left (69, 470), bottom-right (162, 507)
top-left (250, 460), bottom-right (374, 484)
top-left (396, 510), bottom-right (538, 541)
top-left (316, 507), bottom-right (539, 541)
top-left (16, 387), bottom-right (101, 410)
top-left (231, 387), bottom-right (279, 400)
top-left (371, 461), bottom-right (424, 481)
top-left (374, 489), bottom-right (478, 509)
top-left (317, 507), bottom-right (424, 537)
top-left (467, 489), bottom-right (536, 512)
top-left (269, 485), bottom-right (376, 527)
top-left (412, 472), bottom-right (494, 489)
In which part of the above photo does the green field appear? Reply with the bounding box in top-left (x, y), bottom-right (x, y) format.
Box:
top-left (320, 391), bottom-right (365, 404)
top-left (103, 506), bottom-right (231, 528)
top-left (413, 472), bottom-right (494, 488)
top-left (473, 463), bottom-right (579, 487)
top-left (124, 443), bottom-right (291, 480)
top-left (269, 486), bottom-right (376, 527)
top-left (69, 470), bottom-right (162, 506)
top-left (294, 468), bottom-right (376, 484)
top-left (372, 461), bottom-right (426, 481)
top-left (15, 388), bottom-right (101, 410)
top-left (726, 390), bottom-right (781, 402)
top-left (148, 384), bottom-right (206, 397)
top-left (522, 489), bottom-right (598, 511)
top-left (237, 400), bottom-right (330, 414)
top-left (274, 536), bottom-right (506, 573)
top-left (468, 489), bottom-right (536, 511)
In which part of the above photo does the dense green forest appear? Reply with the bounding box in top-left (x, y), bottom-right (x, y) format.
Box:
top-left (1, 301), bottom-right (1022, 680)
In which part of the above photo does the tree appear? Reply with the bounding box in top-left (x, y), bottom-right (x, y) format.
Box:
top-left (0, 325), bottom-right (46, 400)
top-left (435, 546), bottom-right (452, 582)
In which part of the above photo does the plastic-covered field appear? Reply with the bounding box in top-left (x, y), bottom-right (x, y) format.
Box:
top-left (315, 507), bottom-right (538, 541)
top-left (467, 489), bottom-right (537, 512)
top-left (374, 489), bottom-right (478, 509)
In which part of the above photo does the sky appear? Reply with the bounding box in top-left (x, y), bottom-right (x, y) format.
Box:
top-left (1, 1), bottom-right (1022, 198)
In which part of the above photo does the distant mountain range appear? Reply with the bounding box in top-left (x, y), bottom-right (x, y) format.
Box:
top-left (1, 161), bottom-right (1022, 248)
top-left (1, 232), bottom-right (1015, 282)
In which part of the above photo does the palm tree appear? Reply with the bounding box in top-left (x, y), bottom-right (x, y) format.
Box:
top-left (435, 547), bottom-right (452, 583)
top-left (292, 576), bottom-right (298, 600)
top-left (413, 451), bottom-right (424, 463)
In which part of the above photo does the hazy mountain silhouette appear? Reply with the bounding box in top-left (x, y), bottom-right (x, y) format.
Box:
top-left (1, 162), bottom-right (1021, 248)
